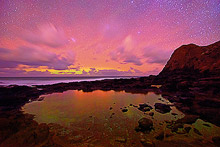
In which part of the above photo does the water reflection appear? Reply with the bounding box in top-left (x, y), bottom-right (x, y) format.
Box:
top-left (22, 90), bottom-right (219, 146)
top-left (23, 90), bottom-right (183, 127)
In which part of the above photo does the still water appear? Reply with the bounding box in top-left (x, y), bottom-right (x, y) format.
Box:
top-left (22, 90), bottom-right (219, 146)
top-left (23, 90), bottom-right (183, 126)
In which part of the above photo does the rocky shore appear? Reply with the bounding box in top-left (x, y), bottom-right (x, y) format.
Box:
top-left (0, 41), bottom-right (220, 146)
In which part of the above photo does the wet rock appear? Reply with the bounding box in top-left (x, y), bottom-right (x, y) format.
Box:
top-left (193, 128), bottom-right (202, 136)
top-left (171, 124), bottom-right (183, 132)
top-left (184, 127), bottom-right (191, 133)
top-left (203, 124), bottom-right (211, 127)
top-left (154, 103), bottom-right (171, 114)
top-left (149, 112), bottom-right (154, 116)
top-left (176, 115), bottom-right (199, 124)
top-left (138, 103), bottom-right (153, 112)
top-left (171, 113), bottom-right (178, 116)
top-left (198, 99), bottom-right (220, 108)
top-left (155, 131), bottom-right (164, 140)
top-left (115, 137), bottom-right (126, 143)
top-left (212, 136), bottom-right (220, 146)
top-left (38, 96), bottom-right (44, 101)
top-left (34, 123), bottom-right (50, 143)
top-left (140, 139), bottom-right (154, 147)
top-left (122, 108), bottom-right (128, 112)
top-left (136, 118), bottom-right (153, 132)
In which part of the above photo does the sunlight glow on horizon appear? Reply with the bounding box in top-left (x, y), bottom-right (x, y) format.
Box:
top-left (0, 0), bottom-right (219, 76)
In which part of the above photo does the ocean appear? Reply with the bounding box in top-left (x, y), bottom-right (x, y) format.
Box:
top-left (0, 76), bottom-right (136, 86)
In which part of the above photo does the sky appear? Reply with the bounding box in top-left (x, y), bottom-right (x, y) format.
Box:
top-left (0, 0), bottom-right (220, 77)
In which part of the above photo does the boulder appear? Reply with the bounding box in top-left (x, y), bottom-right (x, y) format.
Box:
top-left (138, 103), bottom-right (153, 112)
top-left (176, 115), bottom-right (199, 124)
top-left (136, 118), bottom-right (153, 132)
top-left (154, 103), bottom-right (171, 114)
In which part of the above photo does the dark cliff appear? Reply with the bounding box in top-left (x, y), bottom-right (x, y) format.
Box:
top-left (159, 40), bottom-right (220, 77)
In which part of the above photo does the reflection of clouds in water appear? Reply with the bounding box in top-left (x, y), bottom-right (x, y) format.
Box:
top-left (23, 90), bottom-right (184, 126)
top-left (22, 90), bottom-right (220, 145)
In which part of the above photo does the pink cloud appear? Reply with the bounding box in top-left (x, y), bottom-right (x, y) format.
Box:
top-left (110, 35), bottom-right (142, 66)
top-left (22, 23), bottom-right (68, 48)
top-left (0, 45), bottom-right (74, 70)
top-left (142, 46), bottom-right (172, 64)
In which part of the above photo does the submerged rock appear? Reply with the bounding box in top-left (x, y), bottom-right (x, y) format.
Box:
top-left (154, 103), bottom-right (171, 114)
top-left (138, 103), bottom-right (153, 112)
top-left (122, 108), bottom-right (128, 112)
top-left (176, 115), bottom-right (199, 124)
top-left (136, 118), bottom-right (153, 132)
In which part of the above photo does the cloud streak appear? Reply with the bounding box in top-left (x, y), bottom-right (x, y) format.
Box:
top-left (0, 46), bottom-right (74, 70)
top-left (22, 23), bottom-right (68, 48)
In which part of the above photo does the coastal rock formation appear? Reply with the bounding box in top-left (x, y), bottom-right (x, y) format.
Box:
top-left (154, 103), bottom-right (171, 114)
top-left (135, 118), bottom-right (153, 132)
top-left (160, 40), bottom-right (220, 77)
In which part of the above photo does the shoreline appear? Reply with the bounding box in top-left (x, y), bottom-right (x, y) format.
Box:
top-left (0, 76), bottom-right (220, 146)
top-left (0, 75), bottom-right (220, 125)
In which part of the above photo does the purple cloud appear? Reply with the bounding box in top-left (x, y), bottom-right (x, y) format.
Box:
top-left (22, 23), bottom-right (68, 48)
top-left (142, 46), bottom-right (171, 64)
top-left (110, 47), bottom-right (142, 66)
top-left (0, 46), bottom-right (74, 70)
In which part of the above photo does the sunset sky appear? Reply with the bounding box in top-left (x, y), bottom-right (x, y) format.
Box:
top-left (0, 0), bottom-right (220, 77)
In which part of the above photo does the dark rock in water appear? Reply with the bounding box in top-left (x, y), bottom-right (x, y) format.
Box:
top-left (136, 118), bottom-right (153, 132)
top-left (149, 112), bottom-right (154, 116)
top-left (193, 128), bottom-right (202, 136)
top-left (184, 127), bottom-right (192, 133)
top-left (139, 103), bottom-right (153, 109)
top-left (171, 124), bottom-right (184, 132)
top-left (176, 115), bottom-right (199, 124)
top-left (212, 136), bottom-right (220, 146)
top-left (203, 124), bottom-right (211, 127)
top-left (171, 113), bottom-right (178, 116)
top-left (110, 113), bottom-right (115, 118)
top-left (122, 108), bottom-right (128, 112)
top-left (154, 103), bottom-right (171, 114)
top-left (138, 103), bottom-right (153, 112)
